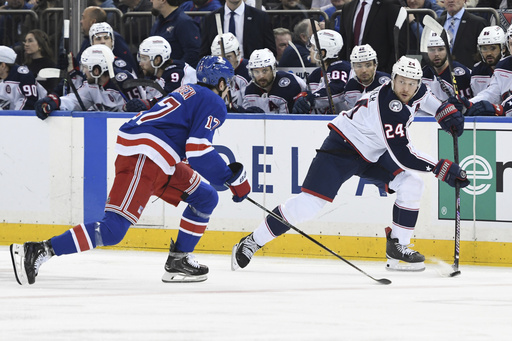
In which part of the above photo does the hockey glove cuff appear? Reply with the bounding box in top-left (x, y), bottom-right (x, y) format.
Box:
top-left (466, 100), bottom-right (504, 116)
top-left (435, 102), bottom-right (464, 137)
top-left (35, 94), bottom-right (60, 120)
top-left (433, 159), bottom-right (470, 188)
top-left (227, 162), bottom-right (251, 202)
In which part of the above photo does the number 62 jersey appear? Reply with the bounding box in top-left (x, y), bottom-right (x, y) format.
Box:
top-left (329, 82), bottom-right (441, 173)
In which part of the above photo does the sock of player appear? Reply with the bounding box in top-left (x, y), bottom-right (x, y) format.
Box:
top-left (390, 203), bottom-right (419, 245)
top-left (174, 205), bottom-right (208, 252)
top-left (253, 206), bottom-right (289, 246)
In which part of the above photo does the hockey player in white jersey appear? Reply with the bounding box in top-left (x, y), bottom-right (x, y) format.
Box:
top-left (293, 29), bottom-right (352, 114)
top-left (242, 48), bottom-right (306, 113)
top-left (124, 36), bottom-right (197, 112)
top-left (35, 45), bottom-right (141, 118)
top-left (232, 57), bottom-right (469, 272)
top-left (210, 32), bottom-right (251, 110)
top-left (0, 46), bottom-right (46, 110)
top-left (344, 44), bottom-right (390, 109)
top-left (471, 26), bottom-right (506, 97)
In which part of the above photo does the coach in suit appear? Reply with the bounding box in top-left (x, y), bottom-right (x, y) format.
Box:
top-left (200, 0), bottom-right (276, 59)
top-left (437, 0), bottom-right (489, 69)
top-left (338, 0), bottom-right (406, 74)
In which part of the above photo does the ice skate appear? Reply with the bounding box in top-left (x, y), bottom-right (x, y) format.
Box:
top-left (10, 240), bottom-right (55, 285)
top-left (161, 239), bottom-right (208, 283)
top-left (385, 227), bottom-right (425, 272)
top-left (231, 233), bottom-right (262, 271)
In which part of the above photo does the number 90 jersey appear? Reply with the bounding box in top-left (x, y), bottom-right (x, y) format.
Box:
top-left (329, 82), bottom-right (439, 173)
top-left (115, 84), bottom-right (233, 186)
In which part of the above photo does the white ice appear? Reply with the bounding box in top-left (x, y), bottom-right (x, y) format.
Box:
top-left (1, 245), bottom-right (511, 341)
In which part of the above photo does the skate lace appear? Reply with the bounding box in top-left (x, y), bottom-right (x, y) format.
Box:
top-left (396, 243), bottom-right (417, 256)
top-left (34, 250), bottom-right (50, 273)
top-left (241, 236), bottom-right (261, 258)
top-left (185, 254), bottom-right (200, 269)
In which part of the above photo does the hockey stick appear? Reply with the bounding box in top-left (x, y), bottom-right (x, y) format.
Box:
top-left (62, 20), bottom-right (87, 111)
top-left (246, 197), bottom-right (392, 285)
top-left (288, 40), bottom-right (312, 92)
top-left (122, 78), bottom-right (165, 95)
top-left (214, 13), bottom-right (234, 110)
top-left (96, 44), bottom-right (130, 102)
top-left (394, 7), bottom-right (407, 62)
top-left (310, 18), bottom-right (336, 114)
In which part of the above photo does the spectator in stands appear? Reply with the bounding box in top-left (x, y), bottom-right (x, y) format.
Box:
top-left (405, 0), bottom-right (443, 55)
top-left (273, 27), bottom-right (292, 63)
top-left (475, 0), bottom-right (512, 22)
top-left (87, 0), bottom-right (118, 25)
top-left (22, 29), bottom-right (59, 93)
top-left (200, 0), bottom-right (276, 59)
top-left (0, 45), bottom-right (45, 110)
top-left (179, 0), bottom-right (222, 25)
top-left (436, 0), bottom-right (488, 69)
top-left (0, 0), bottom-right (32, 51)
top-left (22, 0), bottom-right (63, 57)
top-left (279, 19), bottom-right (319, 68)
top-left (319, 0), bottom-right (349, 31)
top-left (269, 0), bottom-right (308, 32)
top-left (150, 0), bottom-right (201, 67)
top-left (117, 0), bottom-right (153, 59)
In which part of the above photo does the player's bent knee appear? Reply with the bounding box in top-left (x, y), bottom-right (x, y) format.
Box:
top-left (97, 212), bottom-right (132, 246)
top-left (187, 182), bottom-right (219, 216)
top-left (391, 172), bottom-right (424, 205)
top-left (281, 192), bottom-right (327, 225)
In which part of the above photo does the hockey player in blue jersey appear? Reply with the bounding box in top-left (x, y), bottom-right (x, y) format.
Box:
top-left (11, 56), bottom-right (251, 285)
top-left (124, 36), bottom-right (197, 112)
top-left (232, 56), bottom-right (469, 272)
top-left (344, 44), bottom-right (391, 109)
top-left (293, 29), bottom-right (352, 114)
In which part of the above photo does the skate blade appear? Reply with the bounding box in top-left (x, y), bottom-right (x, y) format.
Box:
top-left (10, 244), bottom-right (27, 285)
top-left (231, 243), bottom-right (240, 271)
top-left (161, 271), bottom-right (207, 283)
top-left (386, 258), bottom-right (425, 272)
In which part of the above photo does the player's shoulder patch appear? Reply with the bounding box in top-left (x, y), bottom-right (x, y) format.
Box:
top-left (278, 77), bottom-right (291, 88)
top-left (114, 59), bottom-right (127, 68)
top-left (115, 72), bottom-right (128, 82)
top-left (389, 99), bottom-right (403, 112)
top-left (17, 66), bottom-right (29, 74)
top-left (453, 67), bottom-right (466, 76)
top-left (378, 76), bottom-right (390, 84)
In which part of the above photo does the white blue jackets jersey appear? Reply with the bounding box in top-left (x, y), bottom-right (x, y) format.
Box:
top-left (231, 59), bottom-right (251, 107)
top-left (60, 68), bottom-right (140, 111)
top-left (470, 61), bottom-right (494, 96)
top-left (344, 71), bottom-right (391, 108)
top-left (146, 60), bottom-right (197, 100)
top-left (422, 62), bottom-right (472, 101)
top-left (329, 82), bottom-right (440, 172)
top-left (116, 84), bottom-right (233, 185)
top-left (0, 65), bottom-right (46, 110)
top-left (242, 71), bottom-right (304, 113)
top-left (308, 60), bottom-right (352, 114)
top-left (471, 55), bottom-right (512, 105)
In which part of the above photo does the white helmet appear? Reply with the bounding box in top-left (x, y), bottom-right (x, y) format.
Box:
top-left (211, 32), bottom-right (241, 64)
top-left (248, 48), bottom-right (277, 79)
top-left (309, 29), bottom-right (343, 61)
top-left (89, 22), bottom-right (115, 49)
top-left (427, 31), bottom-right (447, 48)
top-left (478, 25), bottom-right (506, 59)
top-left (138, 36), bottom-right (171, 69)
top-left (81, 44), bottom-right (114, 82)
top-left (506, 25), bottom-right (512, 54)
top-left (392, 56), bottom-right (422, 81)
top-left (350, 44), bottom-right (378, 64)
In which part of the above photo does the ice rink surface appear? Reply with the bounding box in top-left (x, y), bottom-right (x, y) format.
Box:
top-left (1, 245), bottom-right (511, 341)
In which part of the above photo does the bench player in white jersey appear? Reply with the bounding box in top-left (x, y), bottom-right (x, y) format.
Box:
top-left (422, 31), bottom-right (472, 102)
top-left (344, 44), bottom-right (391, 109)
top-left (124, 36), bottom-right (197, 112)
top-left (34, 45), bottom-right (141, 118)
top-left (242, 48), bottom-right (306, 113)
top-left (0, 46), bottom-right (46, 110)
top-left (293, 29), bottom-right (351, 114)
top-left (232, 57), bottom-right (469, 272)
top-left (471, 26), bottom-right (506, 97)
top-left (11, 56), bottom-right (251, 285)
top-left (210, 32), bottom-right (251, 111)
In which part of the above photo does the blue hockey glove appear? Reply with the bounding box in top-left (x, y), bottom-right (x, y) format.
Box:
top-left (227, 162), bottom-right (251, 202)
top-left (502, 95), bottom-right (512, 117)
top-left (466, 100), bottom-right (504, 116)
top-left (447, 95), bottom-right (471, 113)
top-left (292, 91), bottom-right (315, 114)
top-left (435, 102), bottom-right (464, 137)
top-left (123, 99), bottom-right (152, 112)
top-left (433, 159), bottom-right (470, 188)
top-left (35, 94), bottom-right (60, 120)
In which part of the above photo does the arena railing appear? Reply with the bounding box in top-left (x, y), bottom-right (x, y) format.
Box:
top-left (0, 9), bottom-right (39, 57)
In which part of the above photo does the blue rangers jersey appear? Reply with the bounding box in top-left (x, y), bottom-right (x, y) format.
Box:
top-left (242, 71), bottom-right (305, 113)
top-left (145, 60), bottom-right (197, 100)
top-left (60, 68), bottom-right (140, 111)
top-left (116, 84), bottom-right (233, 185)
top-left (344, 71), bottom-right (391, 108)
top-left (471, 56), bottom-right (512, 105)
top-left (329, 82), bottom-right (441, 172)
top-left (470, 61), bottom-right (494, 96)
top-left (0, 65), bottom-right (46, 110)
top-left (422, 62), bottom-right (472, 101)
top-left (308, 60), bottom-right (352, 114)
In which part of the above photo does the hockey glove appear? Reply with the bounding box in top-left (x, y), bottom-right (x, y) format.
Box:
top-left (227, 162), bottom-right (251, 202)
top-left (433, 159), bottom-right (470, 188)
top-left (35, 94), bottom-right (60, 120)
top-left (292, 91), bottom-right (315, 114)
top-left (466, 100), bottom-right (504, 116)
top-left (447, 95), bottom-right (471, 114)
top-left (244, 106), bottom-right (265, 113)
top-left (502, 95), bottom-right (512, 117)
top-left (435, 102), bottom-right (464, 137)
top-left (124, 99), bottom-right (152, 112)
